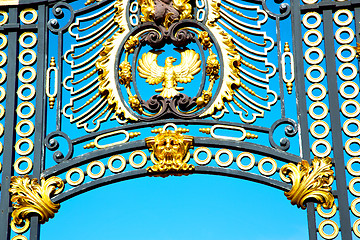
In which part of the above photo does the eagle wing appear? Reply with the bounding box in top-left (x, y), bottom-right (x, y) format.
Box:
top-left (173, 50), bottom-right (201, 83)
top-left (137, 51), bottom-right (165, 85)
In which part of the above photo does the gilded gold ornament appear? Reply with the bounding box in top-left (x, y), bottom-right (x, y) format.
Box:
top-left (280, 157), bottom-right (334, 209)
top-left (118, 61), bottom-right (132, 87)
top-left (138, 0), bottom-right (192, 28)
top-left (138, 49), bottom-right (201, 99)
top-left (9, 176), bottom-right (64, 233)
top-left (146, 124), bottom-right (194, 176)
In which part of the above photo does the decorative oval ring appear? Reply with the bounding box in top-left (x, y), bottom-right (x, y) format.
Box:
top-left (196, 0), bottom-right (205, 8)
top-left (17, 84), bottom-right (36, 101)
top-left (19, 49), bottom-right (37, 66)
top-left (0, 123), bottom-right (4, 137)
top-left (0, 51), bottom-right (7, 67)
top-left (130, 15), bottom-right (139, 26)
top-left (311, 140), bottom-right (331, 157)
top-left (129, 2), bottom-right (139, 13)
top-left (0, 86), bottom-right (5, 102)
top-left (0, 105), bottom-right (4, 119)
top-left (351, 198), bottom-right (360, 217)
top-left (318, 220), bottom-right (339, 239)
top-left (340, 81), bottom-right (359, 99)
top-left (197, 9), bottom-right (205, 22)
top-left (0, 11), bottom-right (8, 26)
top-left (335, 27), bottom-right (354, 44)
top-left (0, 68), bottom-right (6, 84)
top-left (108, 155), bottom-right (126, 173)
top-left (310, 120), bottom-right (330, 139)
top-left (19, 8), bottom-right (38, 25)
top-left (129, 150), bottom-right (147, 169)
top-left (345, 138), bottom-right (360, 157)
top-left (304, 47), bottom-right (324, 65)
top-left (16, 102), bottom-right (35, 119)
top-left (66, 167), bottom-right (85, 186)
top-left (11, 235), bottom-right (28, 240)
top-left (341, 100), bottom-right (360, 118)
top-left (15, 120), bottom-right (34, 138)
top-left (236, 152), bottom-right (255, 171)
top-left (336, 45), bottom-right (356, 62)
top-left (334, 9), bottom-right (353, 26)
top-left (193, 147), bottom-right (212, 165)
top-left (307, 83), bottom-right (327, 101)
top-left (349, 178), bottom-right (360, 196)
top-left (0, 33), bottom-right (7, 50)
top-left (258, 157), bottom-right (277, 176)
top-left (353, 219), bottom-right (360, 238)
top-left (302, 12), bottom-right (321, 29)
top-left (347, 158), bottom-right (360, 176)
top-left (316, 203), bottom-right (337, 218)
top-left (302, 0), bottom-right (318, 4)
top-left (15, 138), bottom-right (34, 156)
top-left (303, 30), bottom-right (322, 47)
top-left (14, 157), bottom-right (33, 175)
top-left (0, 142), bottom-right (3, 154)
top-left (19, 32), bottom-right (37, 48)
top-left (343, 119), bottom-right (360, 137)
top-left (215, 149), bottom-right (233, 167)
top-left (306, 65), bottom-right (325, 83)
top-left (309, 102), bottom-right (328, 120)
top-left (210, 124), bottom-right (246, 141)
top-left (18, 67), bottom-right (36, 83)
top-left (338, 63), bottom-right (357, 81)
top-left (10, 219), bottom-right (30, 234)
top-left (87, 161), bottom-right (106, 179)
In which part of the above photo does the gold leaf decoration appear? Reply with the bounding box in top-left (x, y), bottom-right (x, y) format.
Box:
top-left (146, 126), bottom-right (194, 176)
top-left (280, 157), bottom-right (334, 210)
top-left (9, 176), bottom-right (64, 233)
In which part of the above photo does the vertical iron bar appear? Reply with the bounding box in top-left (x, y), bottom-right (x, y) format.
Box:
top-left (30, 4), bottom-right (48, 240)
top-left (276, 17), bottom-right (285, 118)
top-left (290, 1), bottom-right (317, 239)
top-left (323, 9), bottom-right (352, 240)
top-left (0, 7), bottom-right (19, 240)
top-left (56, 33), bottom-right (63, 131)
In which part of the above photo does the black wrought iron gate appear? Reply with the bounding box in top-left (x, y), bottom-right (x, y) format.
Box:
top-left (0, 0), bottom-right (360, 239)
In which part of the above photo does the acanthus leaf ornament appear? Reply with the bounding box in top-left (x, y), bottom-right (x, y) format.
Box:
top-left (146, 124), bottom-right (194, 176)
top-left (280, 157), bottom-right (335, 210)
top-left (9, 176), bottom-right (64, 233)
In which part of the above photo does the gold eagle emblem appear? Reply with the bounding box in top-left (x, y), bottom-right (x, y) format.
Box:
top-left (137, 49), bottom-right (201, 98)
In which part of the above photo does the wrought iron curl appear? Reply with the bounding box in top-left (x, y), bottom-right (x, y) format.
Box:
top-left (261, 0), bottom-right (290, 20)
top-left (269, 118), bottom-right (298, 151)
top-left (45, 131), bottom-right (73, 163)
top-left (48, 2), bottom-right (75, 33)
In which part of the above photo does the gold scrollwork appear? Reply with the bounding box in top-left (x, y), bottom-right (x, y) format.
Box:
top-left (279, 157), bottom-right (334, 210)
top-left (9, 176), bottom-right (64, 233)
top-left (146, 124), bottom-right (194, 175)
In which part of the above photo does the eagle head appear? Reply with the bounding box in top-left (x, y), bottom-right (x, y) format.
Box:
top-left (165, 56), bottom-right (177, 67)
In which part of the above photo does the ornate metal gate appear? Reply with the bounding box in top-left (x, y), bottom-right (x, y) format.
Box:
top-left (0, 0), bottom-right (359, 239)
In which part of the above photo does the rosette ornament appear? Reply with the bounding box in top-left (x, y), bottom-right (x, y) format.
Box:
top-left (9, 176), bottom-right (64, 233)
top-left (280, 157), bottom-right (334, 209)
